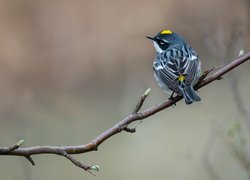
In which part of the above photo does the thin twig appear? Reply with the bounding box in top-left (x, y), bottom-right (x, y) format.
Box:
top-left (124, 89), bottom-right (151, 132)
top-left (1, 139), bottom-right (24, 154)
top-left (60, 150), bottom-right (92, 172)
top-left (25, 156), bottom-right (35, 166)
top-left (123, 121), bottom-right (142, 133)
top-left (133, 88), bottom-right (151, 113)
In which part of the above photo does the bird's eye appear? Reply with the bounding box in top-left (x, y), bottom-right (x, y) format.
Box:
top-left (159, 40), bottom-right (165, 45)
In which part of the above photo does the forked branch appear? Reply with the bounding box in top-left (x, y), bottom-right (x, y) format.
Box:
top-left (1, 52), bottom-right (250, 173)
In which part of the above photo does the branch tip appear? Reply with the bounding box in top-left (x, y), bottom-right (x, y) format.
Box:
top-left (89, 165), bottom-right (100, 171)
top-left (123, 127), bottom-right (136, 133)
top-left (123, 120), bottom-right (142, 133)
top-left (25, 156), bottom-right (35, 166)
top-left (17, 139), bottom-right (24, 147)
top-left (239, 49), bottom-right (244, 57)
top-left (144, 88), bottom-right (151, 97)
top-left (133, 88), bottom-right (151, 113)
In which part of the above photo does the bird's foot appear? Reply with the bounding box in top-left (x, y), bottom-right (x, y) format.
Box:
top-left (168, 92), bottom-right (176, 106)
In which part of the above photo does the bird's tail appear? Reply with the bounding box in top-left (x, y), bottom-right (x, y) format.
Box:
top-left (180, 86), bottom-right (201, 105)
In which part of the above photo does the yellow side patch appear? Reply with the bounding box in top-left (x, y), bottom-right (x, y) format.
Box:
top-left (178, 75), bottom-right (185, 81)
top-left (160, 29), bottom-right (173, 35)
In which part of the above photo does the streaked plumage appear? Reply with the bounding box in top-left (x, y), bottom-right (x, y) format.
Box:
top-left (147, 30), bottom-right (201, 104)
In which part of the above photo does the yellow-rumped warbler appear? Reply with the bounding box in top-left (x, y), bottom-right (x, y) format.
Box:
top-left (147, 29), bottom-right (201, 104)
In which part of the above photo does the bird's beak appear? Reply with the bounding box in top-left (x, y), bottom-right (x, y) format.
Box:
top-left (146, 36), bottom-right (155, 41)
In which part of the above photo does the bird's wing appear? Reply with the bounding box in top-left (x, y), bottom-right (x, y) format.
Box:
top-left (153, 45), bottom-right (200, 91)
top-left (181, 46), bottom-right (200, 86)
top-left (153, 47), bottom-right (180, 92)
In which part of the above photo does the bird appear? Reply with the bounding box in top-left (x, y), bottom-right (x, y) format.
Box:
top-left (147, 29), bottom-right (201, 104)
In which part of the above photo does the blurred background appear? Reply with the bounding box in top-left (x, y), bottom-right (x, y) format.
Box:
top-left (0, 0), bottom-right (250, 179)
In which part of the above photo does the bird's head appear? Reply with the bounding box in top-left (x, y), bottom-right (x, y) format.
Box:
top-left (147, 29), bottom-right (186, 53)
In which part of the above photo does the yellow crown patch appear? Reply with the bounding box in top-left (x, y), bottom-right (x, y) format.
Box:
top-left (160, 29), bottom-right (173, 35)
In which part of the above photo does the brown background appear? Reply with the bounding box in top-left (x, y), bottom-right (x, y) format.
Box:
top-left (0, 0), bottom-right (250, 179)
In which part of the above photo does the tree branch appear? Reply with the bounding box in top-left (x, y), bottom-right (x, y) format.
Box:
top-left (1, 52), bottom-right (250, 173)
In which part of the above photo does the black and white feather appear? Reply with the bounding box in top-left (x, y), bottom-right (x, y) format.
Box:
top-left (148, 30), bottom-right (201, 104)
